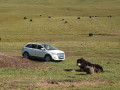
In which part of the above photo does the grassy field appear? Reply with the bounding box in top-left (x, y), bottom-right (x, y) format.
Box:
top-left (0, 0), bottom-right (120, 89)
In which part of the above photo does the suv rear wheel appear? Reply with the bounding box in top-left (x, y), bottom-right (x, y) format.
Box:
top-left (23, 52), bottom-right (30, 59)
top-left (44, 55), bottom-right (52, 62)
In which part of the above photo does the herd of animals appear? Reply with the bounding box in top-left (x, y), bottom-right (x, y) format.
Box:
top-left (24, 15), bottom-right (112, 23)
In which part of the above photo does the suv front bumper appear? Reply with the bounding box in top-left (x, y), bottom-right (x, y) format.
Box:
top-left (52, 54), bottom-right (65, 60)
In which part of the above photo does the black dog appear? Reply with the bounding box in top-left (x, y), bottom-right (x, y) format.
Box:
top-left (77, 58), bottom-right (104, 73)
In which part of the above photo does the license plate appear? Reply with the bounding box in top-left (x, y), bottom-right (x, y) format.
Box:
top-left (60, 56), bottom-right (64, 59)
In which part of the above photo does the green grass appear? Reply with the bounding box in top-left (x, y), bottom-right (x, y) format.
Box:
top-left (0, 0), bottom-right (120, 89)
top-left (0, 57), bottom-right (120, 89)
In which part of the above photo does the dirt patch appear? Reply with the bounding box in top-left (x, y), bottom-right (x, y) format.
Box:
top-left (0, 50), bottom-right (77, 69)
top-left (0, 53), bottom-right (49, 69)
top-left (58, 80), bottom-right (107, 87)
top-left (31, 79), bottom-right (107, 88)
top-left (0, 79), bottom-right (107, 89)
top-left (0, 50), bottom-right (21, 53)
top-left (65, 52), bottom-right (77, 57)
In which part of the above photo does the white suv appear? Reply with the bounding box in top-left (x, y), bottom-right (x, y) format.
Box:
top-left (22, 43), bottom-right (65, 62)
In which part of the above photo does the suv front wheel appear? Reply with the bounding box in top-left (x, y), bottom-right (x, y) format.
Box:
top-left (44, 55), bottom-right (52, 62)
top-left (23, 52), bottom-right (30, 59)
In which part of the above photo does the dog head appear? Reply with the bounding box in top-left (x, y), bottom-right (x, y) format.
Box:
top-left (77, 58), bottom-right (86, 66)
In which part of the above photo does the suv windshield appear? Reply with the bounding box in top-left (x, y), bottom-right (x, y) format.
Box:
top-left (41, 44), bottom-right (57, 50)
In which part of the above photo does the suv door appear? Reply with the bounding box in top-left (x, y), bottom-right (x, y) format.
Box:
top-left (28, 44), bottom-right (38, 56)
top-left (35, 45), bottom-right (47, 58)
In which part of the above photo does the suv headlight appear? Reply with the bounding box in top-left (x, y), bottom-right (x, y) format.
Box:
top-left (51, 52), bottom-right (57, 55)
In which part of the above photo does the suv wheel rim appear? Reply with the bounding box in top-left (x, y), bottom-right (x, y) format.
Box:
top-left (24, 53), bottom-right (29, 59)
top-left (45, 56), bottom-right (51, 62)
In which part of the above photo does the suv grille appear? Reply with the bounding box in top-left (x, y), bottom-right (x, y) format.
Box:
top-left (57, 53), bottom-right (65, 59)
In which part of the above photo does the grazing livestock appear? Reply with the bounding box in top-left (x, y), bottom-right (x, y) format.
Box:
top-left (89, 33), bottom-right (93, 36)
top-left (107, 15), bottom-right (112, 17)
top-left (89, 16), bottom-right (92, 18)
top-left (77, 17), bottom-right (80, 19)
top-left (48, 16), bottom-right (51, 18)
top-left (65, 21), bottom-right (68, 23)
top-left (30, 19), bottom-right (32, 21)
top-left (24, 17), bottom-right (27, 19)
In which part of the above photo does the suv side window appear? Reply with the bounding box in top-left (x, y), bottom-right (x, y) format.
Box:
top-left (31, 44), bottom-right (37, 49)
top-left (25, 44), bottom-right (32, 48)
top-left (37, 45), bottom-right (43, 49)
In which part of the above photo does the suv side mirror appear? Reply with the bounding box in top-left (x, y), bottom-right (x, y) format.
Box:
top-left (41, 48), bottom-right (45, 51)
